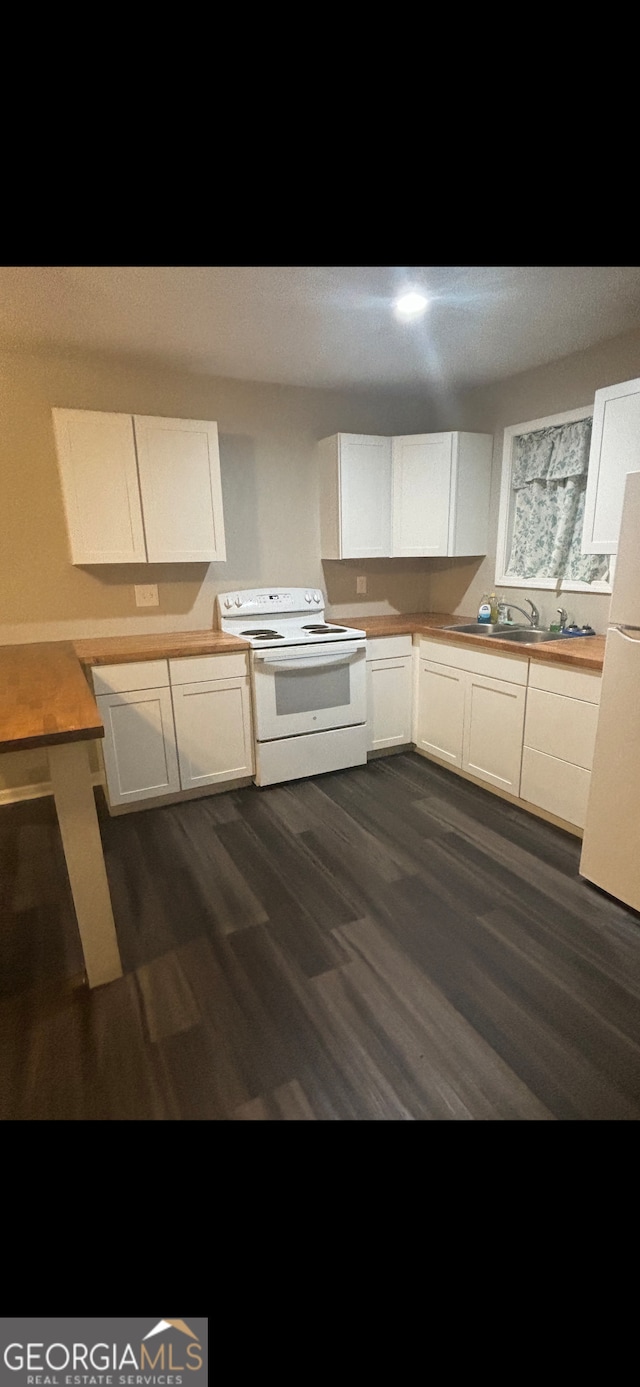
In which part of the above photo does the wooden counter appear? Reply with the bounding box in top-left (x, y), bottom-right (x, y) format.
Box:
top-left (338, 612), bottom-right (460, 637)
top-left (0, 641), bottom-right (105, 754)
top-left (74, 628), bottom-right (249, 667)
top-left (75, 615), bottom-right (605, 673)
top-left (0, 640), bottom-right (121, 989)
top-left (338, 612), bottom-right (605, 671)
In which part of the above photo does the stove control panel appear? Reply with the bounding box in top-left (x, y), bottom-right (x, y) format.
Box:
top-left (217, 588), bottom-right (324, 618)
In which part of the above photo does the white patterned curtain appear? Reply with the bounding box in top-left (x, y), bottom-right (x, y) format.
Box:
top-left (506, 418), bottom-right (609, 583)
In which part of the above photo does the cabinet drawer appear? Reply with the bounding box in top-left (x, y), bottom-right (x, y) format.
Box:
top-left (419, 638), bottom-right (528, 685)
top-left (169, 653), bottom-right (248, 684)
top-left (524, 687), bottom-right (599, 770)
top-left (366, 634), bottom-right (413, 660)
top-left (520, 746), bottom-right (591, 828)
top-left (92, 659), bottom-right (169, 695)
top-left (528, 661), bottom-right (601, 703)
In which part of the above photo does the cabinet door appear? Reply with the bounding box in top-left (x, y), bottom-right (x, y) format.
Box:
top-left (52, 409), bottom-right (147, 564)
top-left (462, 672), bottom-right (526, 793)
top-left (172, 677), bottom-right (254, 789)
top-left (339, 435), bottom-right (392, 557)
top-left (582, 377), bottom-right (640, 554)
top-left (133, 416), bottom-right (226, 562)
top-left (415, 659), bottom-right (465, 766)
top-left (367, 656), bottom-right (413, 751)
top-left (392, 434), bottom-right (452, 556)
top-left (97, 687), bottom-right (180, 806)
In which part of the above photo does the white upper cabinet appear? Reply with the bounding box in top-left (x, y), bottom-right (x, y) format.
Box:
top-left (52, 410), bottom-right (147, 564)
top-left (447, 432), bottom-right (494, 557)
top-left (392, 434), bottom-right (452, 555)
top-left (319, 434), bottom-right (393, 558)
top-left (133, 416), bottom-right (226, 562)
top-left (582, 377), bottom-right (640, 554)
top-left (52, 408), bottom-right (226, 564)
top-left (319, 431), bottom-right (492, 559)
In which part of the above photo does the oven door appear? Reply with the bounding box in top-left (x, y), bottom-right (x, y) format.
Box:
top-left (252, 640), bottom-right (367, 741)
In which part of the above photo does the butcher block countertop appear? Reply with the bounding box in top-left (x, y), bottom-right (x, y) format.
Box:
top-left (0, 612), bottom-right (606, 756)
top-left (74, 628), bottom-right (250, 668)
top-left (338, 612), bottom-right (606, 671)
top-left (0, 631), bottom-right (249, 755)
top-left (0, 642), bottom-right (105, 753)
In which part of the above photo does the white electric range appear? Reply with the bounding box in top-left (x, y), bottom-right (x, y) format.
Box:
top-left (216, 587), bottom-right (368, 786)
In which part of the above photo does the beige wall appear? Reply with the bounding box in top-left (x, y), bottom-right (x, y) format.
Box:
top-left (6, 330), bottom-right (637, 648)
top-left (427, 324), bottom-right (640, 630)
top-left (0, 344), bottom-right (437, 646)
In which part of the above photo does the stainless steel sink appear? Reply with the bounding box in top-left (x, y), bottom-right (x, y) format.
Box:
top-left (443, 622), bottom-right (526, 635)
top-left (492, 628), bottom-right (566, 643)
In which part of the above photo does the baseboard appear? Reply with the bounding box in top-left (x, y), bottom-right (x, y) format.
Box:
top-left (102, 776), bottom-right (254, 816)
top-left (413, 746), bottom-right (583, 838)
top-left (0, 771), bottom-right (105, 807)
top-left (367, 743), bottom-right (413, 760)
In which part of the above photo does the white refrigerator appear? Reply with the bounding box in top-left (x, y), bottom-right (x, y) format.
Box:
top-left (580, 469), bottom-right (640, 909)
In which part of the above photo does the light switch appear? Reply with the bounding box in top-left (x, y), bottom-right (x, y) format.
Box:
top-left (356, 575), bottom-right (367, 594)
top-left (135, 584), bottom-right (159, 607)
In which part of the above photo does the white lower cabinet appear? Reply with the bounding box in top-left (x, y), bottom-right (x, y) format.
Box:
top-left (415, 660), bottom-right (465, 765)
top-left (414, 642), bottom-right (602, 829)
top-left (93, 652), bottom-right (253, 809)
top-left (171, 677), bottom-right (254, 787)
top-left (366, 636), bottom-right (413, 751)
top-left (97, 685), bottom-right (180, 806)
top-left (462, 672), bottom-right (526, 793)
top-left (91, 634), bottom-right (603, 832)
top-left (415, 639), bottom-right (527, 793)
top-left (519, 661), bottom-right (601, 827)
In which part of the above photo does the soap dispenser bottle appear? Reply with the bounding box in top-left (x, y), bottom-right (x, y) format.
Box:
top-left (478, 592), bottom-right (492, 623)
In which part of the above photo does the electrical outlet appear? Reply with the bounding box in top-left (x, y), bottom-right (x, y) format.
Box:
top-left (135, 584), bottom-right (159, 607)
top-left (356, 575), bottom-right (367, 594)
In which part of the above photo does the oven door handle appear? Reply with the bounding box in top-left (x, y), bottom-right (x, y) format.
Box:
top-left (255, 647), bottom-right (366, 671)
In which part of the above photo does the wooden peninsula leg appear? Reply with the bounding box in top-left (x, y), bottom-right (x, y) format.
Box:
top-left (48, 741), bottom-right (123, 988)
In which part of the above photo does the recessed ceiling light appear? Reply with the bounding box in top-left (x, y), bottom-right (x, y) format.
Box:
top-left (394, 290), bottom-right (430, 320)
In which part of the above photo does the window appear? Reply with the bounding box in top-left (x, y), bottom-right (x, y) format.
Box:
top-left (496, 406), bottom-right (611, 593)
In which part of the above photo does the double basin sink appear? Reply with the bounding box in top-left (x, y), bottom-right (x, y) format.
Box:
top-left (444, 623), bottom-right (568, 643)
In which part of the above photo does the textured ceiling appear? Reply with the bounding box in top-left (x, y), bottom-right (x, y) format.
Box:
top-left (1, 265), bottom-right (640, 393)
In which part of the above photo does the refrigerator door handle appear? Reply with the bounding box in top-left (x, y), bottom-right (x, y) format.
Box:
top-left (612, 625), bottom-right (640, 641)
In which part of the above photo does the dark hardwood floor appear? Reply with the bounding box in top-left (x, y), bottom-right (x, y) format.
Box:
top-left (2, 752), bottom-right (640, 1120)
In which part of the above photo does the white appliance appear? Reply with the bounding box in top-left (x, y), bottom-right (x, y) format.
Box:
top-left (580, 470), bottom-right (640, 909)
top-left (216, 588), bottom-right (367, 786)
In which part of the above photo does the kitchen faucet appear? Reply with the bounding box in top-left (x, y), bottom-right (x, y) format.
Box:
top-left (499, 598), bottom-right (540, 628)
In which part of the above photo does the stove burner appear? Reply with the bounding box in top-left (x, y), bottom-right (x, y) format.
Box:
top-left (302, 624), bottom-right (348, 633)
top-left (241, 629), bottom-right (284, 639)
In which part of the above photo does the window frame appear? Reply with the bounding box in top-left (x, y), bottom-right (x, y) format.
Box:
top-left (495, 405), bottom-right (612, 594)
